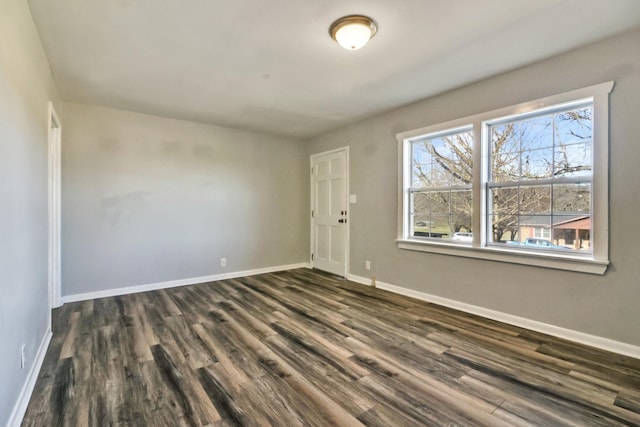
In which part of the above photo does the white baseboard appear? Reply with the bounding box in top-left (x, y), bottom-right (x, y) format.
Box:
top-left (7, 328), bottom-right (53, 427)
top-left (62, 263), bottom-right (311, 303)
top-left (348, 273), bottom-right (640, 360)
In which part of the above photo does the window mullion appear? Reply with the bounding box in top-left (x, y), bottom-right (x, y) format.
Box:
top-left (473, 121), bottom-right (483, 247)
top-left (487, 176), bottom-right (591, 188)
top-left (410, 185), bottom-right (471, 192)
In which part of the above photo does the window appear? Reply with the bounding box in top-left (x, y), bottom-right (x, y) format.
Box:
top-left (487, 103), bottom-right (592, 252)
top-left (410, 127), bottom-right (473, 241)
top-left (397, 82), bottom-right (613, 274)
top-left (533, 228), bottom-right (551, 240)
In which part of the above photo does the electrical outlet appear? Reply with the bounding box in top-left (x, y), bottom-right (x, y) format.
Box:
top-left (20, 345), bottom-right (25, 370)
top-left (220, 258), bottom-right (227, 267)
top-left (365, 260), bottom-right (371, 270)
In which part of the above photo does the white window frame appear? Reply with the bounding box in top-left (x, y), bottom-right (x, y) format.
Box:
top-left (396, 82), bottom-right (613, 275)
top-left (533, 227), bottom-right (551, 240)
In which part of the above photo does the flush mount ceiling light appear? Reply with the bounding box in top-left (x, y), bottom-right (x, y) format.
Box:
top-left (329, 15), bottom-right (377, 50)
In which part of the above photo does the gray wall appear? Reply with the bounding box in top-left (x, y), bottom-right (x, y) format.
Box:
top-left (307, 29), bottom-right (640, 347)
top-left (0, 0), bottom-right (61, 423)
top-left (62, 103), bottom-right (309, 296)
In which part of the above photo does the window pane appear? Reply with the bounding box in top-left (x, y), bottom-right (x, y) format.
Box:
top-left (431, 158), bottom-right (451, 186)
top-left (451, 189), bottom-right (472, 233)
top-left (554, 143), bottom-right (591, 178)
top-left (520, 186), bottom-right (551, 215)
top-left (553, 183), bottom-right (590, 214)
top-left (521, 148), bottom-right (553, 179)
top-left (449, 132), bottom-right (473, 185)
top-left (450, 159), bottom-right (471, 186)
top-left (490, 187), bottom-right (518, 216)
top-left (430, 215), bottom-right (451, 238)
top-left (490, 215), bottom-right (518, 243)
top-left (520, 215), bottom-right (551, 240)
top-left (411, 142), bottom-right (431, 187)
top-left (555, 107), bottom-right (592, 146)
top-left (553, 215), bottom-right (591, 251)
top-left (491, 123), bottom-right (520, 182)
top-left (431, 136), bottom-right (452, 159)
top-left (412, 191), bottom-right (448, 238)
top-left (430, 191), bottom-right (450, 217)
top-left (412, 192), bottom-right (430, 232)
top-left (412, 188), bottom-right (472, 240)
top-left (411, 129), bottom-right (473, 188)
top-left (492, 123), bottom-right (519, 153)
top-left (518, 115), bottom-right (553, 151)
top-left (491, 106), bottom-right (593, 183)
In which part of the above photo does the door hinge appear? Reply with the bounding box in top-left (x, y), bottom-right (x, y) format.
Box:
top-left (311, 210), bottom-right (314, 217)
top-left (311, 254), bottom-right (314, 260)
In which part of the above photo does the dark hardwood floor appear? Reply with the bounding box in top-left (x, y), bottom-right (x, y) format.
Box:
top-left (22, 268), bottom-right (640, 426)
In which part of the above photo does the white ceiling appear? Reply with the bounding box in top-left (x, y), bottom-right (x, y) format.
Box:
top-left (28, 0), bottom-right (640, 140)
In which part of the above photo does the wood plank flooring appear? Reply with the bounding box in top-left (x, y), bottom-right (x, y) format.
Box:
top-left (22, 268), bottom-right (640, 426)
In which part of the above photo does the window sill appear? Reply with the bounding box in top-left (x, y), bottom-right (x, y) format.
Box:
top-left (396, 239), bottom-right (609, 275)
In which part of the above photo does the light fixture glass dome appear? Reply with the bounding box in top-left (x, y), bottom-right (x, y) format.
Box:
top-left (329, 15), bottom-right (377, 50)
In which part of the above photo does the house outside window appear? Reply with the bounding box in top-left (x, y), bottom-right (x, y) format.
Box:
top-left (397, 82), bottom-right (613, 274)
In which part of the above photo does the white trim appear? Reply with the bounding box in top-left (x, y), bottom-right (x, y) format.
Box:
top-left (396, 82), bottom-right (614, 142)
top-left (7, 329), bottom-right (53, 427)
top-left (397, 239), bottom-right (608, 275)
top-left (62, 263), bottom-right (311, 303)
top-left (347, 273), bottom-right (640, 360)
top-left (48, 102), bottom-right (62, 312)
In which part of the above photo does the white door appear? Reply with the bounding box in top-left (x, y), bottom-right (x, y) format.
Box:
top-left (311, 148), bottom-right (348, 276)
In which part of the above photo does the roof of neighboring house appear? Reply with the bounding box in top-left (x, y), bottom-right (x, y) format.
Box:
top-left (554, 216), bottom-right (590, 230)
top-left (519, 215), bottom-right (590, 228)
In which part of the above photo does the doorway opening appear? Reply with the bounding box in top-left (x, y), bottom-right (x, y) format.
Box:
top-left (48, 102), bottom-right (62, 313)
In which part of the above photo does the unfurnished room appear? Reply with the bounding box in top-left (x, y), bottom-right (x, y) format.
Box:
top-left (2, 0), bottom-right (640, 426)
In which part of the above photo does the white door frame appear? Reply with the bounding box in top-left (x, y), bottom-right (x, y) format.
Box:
top-left (310, 146), bottom-right (349, 277)
top-left (48, 102), bottom-right (62, 312)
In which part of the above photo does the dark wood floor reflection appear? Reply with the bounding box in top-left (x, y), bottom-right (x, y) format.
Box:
top-left (22, 268), bottom-right (640, 426)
